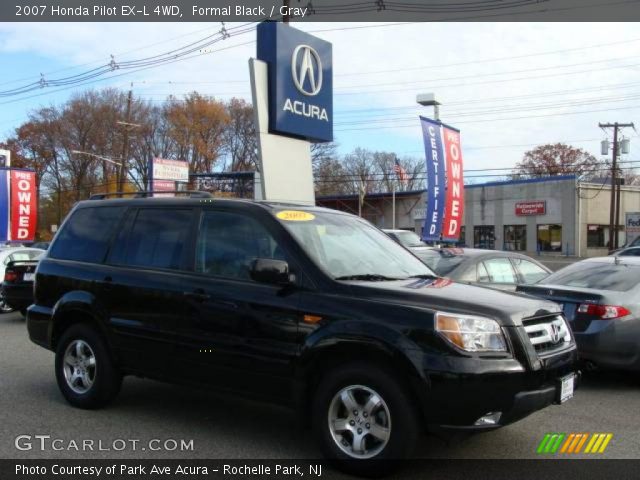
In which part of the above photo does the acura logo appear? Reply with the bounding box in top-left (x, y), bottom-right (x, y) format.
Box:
top-left (291, 45), bottom-right (322, 96)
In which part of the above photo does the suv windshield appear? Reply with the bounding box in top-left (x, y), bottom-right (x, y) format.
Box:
top-left (540, 260), bottom-right (640, 291)
top-left (276, 209), bottom-right (435, 280)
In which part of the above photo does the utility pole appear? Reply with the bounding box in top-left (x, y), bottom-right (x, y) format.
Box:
top-left (282, 0), bottom-right (290, 23)
top-left (118, 87), bottom-right (133, 195)
top-left (599, 122), bottom-right (634, 250)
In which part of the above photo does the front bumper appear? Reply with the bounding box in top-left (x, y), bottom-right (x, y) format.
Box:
top-left (420, 347), bottom-right (579, 432)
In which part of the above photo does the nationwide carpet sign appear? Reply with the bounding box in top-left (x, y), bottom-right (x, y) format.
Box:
top-left (0, 168), bottom-right (37, 242)
top-left (420, 117), bottom-right (465, 242)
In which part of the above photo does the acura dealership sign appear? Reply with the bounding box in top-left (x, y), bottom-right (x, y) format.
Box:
top-left (257, 22), bottom-right (333, 143)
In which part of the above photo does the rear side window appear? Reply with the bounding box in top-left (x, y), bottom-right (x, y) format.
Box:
top-left (110, 208), bottom-right (193, 270)
top-left (541, 261), bottom-right (640, 291)
top-left (49, 207), bottom-right (125, 263)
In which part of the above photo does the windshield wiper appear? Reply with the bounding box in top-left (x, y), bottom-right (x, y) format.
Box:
top-left (335, 274), bottom-right (402, 281)
top-left (407, 274), bottom-right (438, 279)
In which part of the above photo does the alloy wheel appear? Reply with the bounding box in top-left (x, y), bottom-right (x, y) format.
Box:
top-left (62, 340), bottom-right (97, 394)
top-left (328, 384), bottom-right (391, 459)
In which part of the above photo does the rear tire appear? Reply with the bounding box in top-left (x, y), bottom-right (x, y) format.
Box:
top-left (312, 363), bottom-right (419, 476)
top-left (55, 324), bottom-right (122, 409)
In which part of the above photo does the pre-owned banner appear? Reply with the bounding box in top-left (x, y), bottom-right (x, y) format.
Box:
top-left (10, 170), bottom-right (37, 241)
top-left (420, 117), bottom-right (446, 242)
top-left (0, 170), bottom-right (9, 242)
top-left (441, 126), bottom-right (464, 240)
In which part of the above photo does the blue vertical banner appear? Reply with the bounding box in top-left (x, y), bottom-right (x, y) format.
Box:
top-left (420, 117), bottom-right (446, 242)
top-left (0, 169), bottom-right (9, 242)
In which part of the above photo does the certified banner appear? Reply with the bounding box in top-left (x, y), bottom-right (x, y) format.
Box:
top-left (420, 117), bottom-right (446, 241)
top-left (441, 126), bottom-right (464, 241)
top-left (10, 170), bottom-right (37, 241)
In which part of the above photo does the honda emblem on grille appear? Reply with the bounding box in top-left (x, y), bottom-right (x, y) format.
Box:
top-left (549, 323), bottom-right (562, 344)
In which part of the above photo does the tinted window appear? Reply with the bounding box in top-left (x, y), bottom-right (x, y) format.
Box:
top-left (483, 258), bottom-right (517, 283)
top-left (49, 207), bottom-right (125, 263)
top-left (112, 209), bottom-right (192, 270)
top-left (512, 258), bottom-right (549, 284)
top-left (196, 211), bottom-right (285, 281)
top-left (541, 261), bottom-right (640, 291)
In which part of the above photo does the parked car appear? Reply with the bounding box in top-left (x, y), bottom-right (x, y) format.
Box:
top-left (0, 247), bottom-right (45, 313)
top-left (517, 256), bottom-right (640, 372)
top-left (414, 248), bottom-right (551, 291)
top-left (2, 253), bottom-right (43, 316)
top-left (30, 241), bottom-right (50, 250)
top-left (610, 246), bottom-right (640, 257)
top-left (27, 194), bottom-right (577, 473)
top-left (608, 235), bottom-right (640, 254)
top-left (382, 229), bottom-right (427, 249)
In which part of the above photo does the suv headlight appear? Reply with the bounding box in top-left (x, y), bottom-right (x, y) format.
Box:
top-left (435, 312), bottom-right (507, 352)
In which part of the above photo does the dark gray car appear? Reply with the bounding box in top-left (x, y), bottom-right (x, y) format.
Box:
top-left (517, 256), bottom-right (640, 372)
top-left (414, 248), bottom-right (551, 291)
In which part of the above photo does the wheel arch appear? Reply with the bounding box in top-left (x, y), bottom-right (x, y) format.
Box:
top-left (295, 327), bottom-right (430, 429)
top-left (49, 291), bottom-right (114, 358)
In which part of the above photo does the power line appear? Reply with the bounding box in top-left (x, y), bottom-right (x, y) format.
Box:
top-left (336, 104), bottom-right (640, 131)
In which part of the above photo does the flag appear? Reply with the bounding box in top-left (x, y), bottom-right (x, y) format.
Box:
top-left (394, 157), bottom-right (408, 184)
top-left (441, 126), bottom-right (464, 241)
top-left (420, 117), bottom-right (446, 242)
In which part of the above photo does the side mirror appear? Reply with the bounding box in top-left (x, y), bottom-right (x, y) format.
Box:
top-left (250, 258), bottom-right (292, 286)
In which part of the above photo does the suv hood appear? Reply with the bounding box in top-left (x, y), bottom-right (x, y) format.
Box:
top-left (345, 277), bottom-right (561, 327)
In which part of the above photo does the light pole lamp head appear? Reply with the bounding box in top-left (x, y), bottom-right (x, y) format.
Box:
top-left (416, 93), bottom-right (441, 107)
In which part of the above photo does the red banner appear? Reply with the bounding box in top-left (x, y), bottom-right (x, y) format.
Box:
top-left (442, 127), bottom-right (464, 240)
top-left (10, 170), bottom-right (37, 241)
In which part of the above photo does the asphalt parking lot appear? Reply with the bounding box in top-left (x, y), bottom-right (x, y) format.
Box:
top-left (1, 311), bottom-right (638, 461)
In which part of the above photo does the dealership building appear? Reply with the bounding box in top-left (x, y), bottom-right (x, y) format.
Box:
top-left (317, 175), bottom-right (640, 257)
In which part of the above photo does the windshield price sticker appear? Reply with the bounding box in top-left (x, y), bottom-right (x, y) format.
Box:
top-left (276, 211), bottom-right (315, 222)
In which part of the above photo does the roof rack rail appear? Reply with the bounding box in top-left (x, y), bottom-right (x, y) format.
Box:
top-left (89, 190), bottom-right (213, 200)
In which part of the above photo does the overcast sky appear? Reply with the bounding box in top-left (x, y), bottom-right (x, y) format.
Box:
top-left (1, 21), bottom-right (639, 181)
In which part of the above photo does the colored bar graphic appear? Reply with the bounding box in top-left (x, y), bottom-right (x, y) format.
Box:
top-left (538, 433), bottom-right (613, 455)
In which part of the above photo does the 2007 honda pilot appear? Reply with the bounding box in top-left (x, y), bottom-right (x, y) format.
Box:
top-left (27, 193), bottom-right (578, 474)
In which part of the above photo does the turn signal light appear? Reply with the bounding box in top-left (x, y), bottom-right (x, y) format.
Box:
top-left (4, 271), bottom-right (18, 282)
top-left (577, 304), bottom-right (631, 319)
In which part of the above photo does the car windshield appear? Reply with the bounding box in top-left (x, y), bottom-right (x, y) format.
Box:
top-left (276, 209), bottom-right (435, 280)
top-left (540, 261), bottom-right (640, 292)
top-left (393, 230), bottom-right (424, 248)
top-left (414, 250), bottom-right (466, 276)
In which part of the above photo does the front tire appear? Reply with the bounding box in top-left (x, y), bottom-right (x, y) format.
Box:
top-left (55, 324), bottom-right (122, 409)
top-left (312, 363), bottom-right (419, 476)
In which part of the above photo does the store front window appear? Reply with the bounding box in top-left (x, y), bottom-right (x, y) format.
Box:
top-left (587, 225), bottom-right (606, 248)
top-left (537, 224), bottom-right (562, 252)
top-left (474, 226), bottom-right (495, 249)
top-left (504, 225), bottom-right (526, 251)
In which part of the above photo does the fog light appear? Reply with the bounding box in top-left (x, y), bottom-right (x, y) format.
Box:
top-left (474, 412), bottom-right (502, 426)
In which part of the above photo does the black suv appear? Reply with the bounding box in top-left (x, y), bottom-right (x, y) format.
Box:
top-left (28, 194), bottom-right (578, 474)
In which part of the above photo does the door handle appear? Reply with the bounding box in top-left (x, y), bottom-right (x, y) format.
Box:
top-left (103, 276), bottom-right (113, 291)
top-left (183, 290), bottom-right (210, 302)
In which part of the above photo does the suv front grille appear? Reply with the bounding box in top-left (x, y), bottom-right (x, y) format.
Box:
top-left (523, 315), bottom-right (572, 355)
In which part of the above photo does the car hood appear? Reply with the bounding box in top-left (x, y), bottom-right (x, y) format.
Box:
top-left (344, 277), bottom-right (561, 327)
